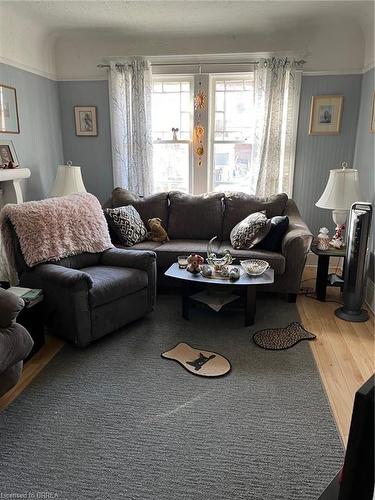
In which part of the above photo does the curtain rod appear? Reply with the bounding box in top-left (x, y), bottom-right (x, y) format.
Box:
top-left (97, 59), bottom-right (306, 69)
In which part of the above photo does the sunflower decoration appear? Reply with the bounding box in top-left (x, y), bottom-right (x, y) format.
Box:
top-left (194, 91), bottom-right (207, 110)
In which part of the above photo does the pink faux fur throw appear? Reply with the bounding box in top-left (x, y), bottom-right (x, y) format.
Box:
top-left (0, 193), bottom-right (113, 283)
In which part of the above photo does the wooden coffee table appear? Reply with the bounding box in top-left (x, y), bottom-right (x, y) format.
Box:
top-left (165, 263), bottom-right (274, 326)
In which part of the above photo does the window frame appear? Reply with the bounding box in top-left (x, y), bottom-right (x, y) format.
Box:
top-left (151, 75), bottom-right (194, 193)
top-left (208, 73), bottom-right (254, 192)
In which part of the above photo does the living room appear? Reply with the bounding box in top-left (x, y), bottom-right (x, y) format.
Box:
top-left (0, 1), bottom-right (374, 498)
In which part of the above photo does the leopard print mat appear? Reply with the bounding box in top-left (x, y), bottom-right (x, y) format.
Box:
top-left (252, 322), bottom-right (316, 350)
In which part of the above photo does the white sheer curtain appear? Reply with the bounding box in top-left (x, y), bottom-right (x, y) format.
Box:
top-left (252, 58), bottom-right (302, 197)
top-left (108, 59), bottom-right (153, 195)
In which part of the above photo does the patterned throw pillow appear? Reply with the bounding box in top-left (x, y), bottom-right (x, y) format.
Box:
top-left (230, 212), bottom-right (271, 250)
top-left (104, 206), bottom-right (147, 247)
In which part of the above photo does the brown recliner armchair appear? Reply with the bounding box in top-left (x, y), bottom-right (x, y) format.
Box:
top-left (5, 220), bottom-right (157, 347)
top-left (0, 288), bottom-right (34, 397)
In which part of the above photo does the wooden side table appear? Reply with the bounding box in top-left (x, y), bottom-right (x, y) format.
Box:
top-left (310, 244), bottom-right (346, 301)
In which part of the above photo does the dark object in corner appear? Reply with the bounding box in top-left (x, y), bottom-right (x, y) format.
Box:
top-left (335, 202), bottom-right (372, 323)
top-left (256, 216), bottom-right (289, 252)
top-left (318, 375), bottom-right (374, 500)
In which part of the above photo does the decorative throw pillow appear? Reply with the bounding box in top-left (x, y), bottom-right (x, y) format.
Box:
top-left (256, 216), bottom-right (289, 252)
top-left (104, 206), bottom-right (147, 247)
top-left (230, 212), bottom-right (271, 250)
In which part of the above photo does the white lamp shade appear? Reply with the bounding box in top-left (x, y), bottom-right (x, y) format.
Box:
top-left (49, 165), bottom-right (87, 197)
top-left (316, 168), bottom-right (360, 210)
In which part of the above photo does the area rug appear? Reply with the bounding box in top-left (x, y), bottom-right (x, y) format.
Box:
top-left (253, 321), bottom-right (316, 350)
top-left (0, 294), bottom-right (343, 500)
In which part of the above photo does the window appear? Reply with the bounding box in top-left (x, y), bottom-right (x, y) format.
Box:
top-left (151, 78), bottom-right (193, 192)
top-left (211, 76), bottom-right (255, 193)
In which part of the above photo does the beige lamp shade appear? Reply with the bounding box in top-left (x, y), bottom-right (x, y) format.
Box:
top-left (316, 163), bottom-right (360, 210)
top-left (49, 163), bottom-right (87, 197)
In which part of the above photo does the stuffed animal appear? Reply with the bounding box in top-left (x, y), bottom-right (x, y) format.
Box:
top-left (187, 254), bottom-right (204, 274)
top-left (148, 218), bottom-right (169, 242)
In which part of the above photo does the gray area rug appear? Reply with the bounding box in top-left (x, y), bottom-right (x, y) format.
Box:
top-left (0, 294), bottom-right (344, 500)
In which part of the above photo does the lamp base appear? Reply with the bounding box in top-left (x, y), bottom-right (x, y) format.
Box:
top-left (335, 307), bottom-right (369, 323)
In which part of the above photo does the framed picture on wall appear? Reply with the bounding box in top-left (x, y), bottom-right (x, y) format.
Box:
top-left (0, 84), bottom-right (20, 134)
top-left (74, 106), bottom-right (98, 136)
top-left (370, 91), bottom-right (375, 133)
top-left (309, 95), bottom-right (343, 135)
top-left (0, 140), bottom-right (19, 167)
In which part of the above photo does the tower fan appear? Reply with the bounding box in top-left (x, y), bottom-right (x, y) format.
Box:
top-left (335, 202), bottom-right (372, 322)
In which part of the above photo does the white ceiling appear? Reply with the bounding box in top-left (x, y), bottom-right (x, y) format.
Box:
top-left (4, 1), bottom-right (374, 37)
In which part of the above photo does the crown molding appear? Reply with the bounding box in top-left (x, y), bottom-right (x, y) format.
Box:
top-left (0, 56), bottom-right (56, 81)
top-left (56, 75), bottom-right (108, 81)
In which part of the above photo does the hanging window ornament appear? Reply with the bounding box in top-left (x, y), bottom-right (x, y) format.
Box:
top-left (194, 91), bottom-right (207, 110)
top-left (194, 123), bottom-right (205, 167)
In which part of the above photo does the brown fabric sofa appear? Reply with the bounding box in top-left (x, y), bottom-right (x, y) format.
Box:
top-left (0, 288), bottom-right (33, 396)
top-left (105, 188), bottom-right (313, 300)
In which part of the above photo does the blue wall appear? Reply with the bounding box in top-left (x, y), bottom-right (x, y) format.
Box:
top-left (58, 80), bottom-right (113, 203)
top-left (354, 67), bottom-right (375, 274)
top-left (0, 63), bottom-right (63, 200)
top-left (293, 74), bottom-right (362, 236)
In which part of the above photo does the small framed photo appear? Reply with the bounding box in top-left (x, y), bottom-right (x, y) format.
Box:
top-left (0, 140), bottom-right (19, 167)
top-left (0, 84), bottom-right (20, 134)
top-left (309, 95), bottom-right (343, 135)
top-left (370, 91), bottom-right (375, 133)
top-left (74, 106), bottom-right (98, 136)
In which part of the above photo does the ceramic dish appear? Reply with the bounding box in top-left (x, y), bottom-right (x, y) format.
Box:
top-left (240, 259), bottom-right (270, 276)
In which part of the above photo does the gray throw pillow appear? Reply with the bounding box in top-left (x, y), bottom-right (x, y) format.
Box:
top-left (104, 206), bottom-right (147, 247)
top-left (230, 212), bottom-right (271, 250)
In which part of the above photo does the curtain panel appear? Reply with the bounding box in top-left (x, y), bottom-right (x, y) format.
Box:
top-left (108, 59), bottom-right (153, 195)
top-left (252, 58), bottom-right (302, 197)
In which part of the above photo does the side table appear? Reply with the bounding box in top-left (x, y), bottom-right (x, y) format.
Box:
top-left (310, 244), bottom-right (346, 301)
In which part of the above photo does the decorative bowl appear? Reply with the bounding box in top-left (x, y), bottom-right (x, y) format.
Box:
top-left (240, 259), bottom-right (270, 276)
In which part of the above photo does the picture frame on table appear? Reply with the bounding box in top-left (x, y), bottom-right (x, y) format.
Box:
top-left (309, 95), bottom-right (343, 135)
top-left (74, 106), bottom-right (98, 136)
top-left (0, 140), bottom-right (19, 168)
top-left (0, 84), bottom-right (20, 134)
top-left (370, 91), bottom-right (375, 133)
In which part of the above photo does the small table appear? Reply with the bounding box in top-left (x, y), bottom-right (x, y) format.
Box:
top-left (310, 244), bottom-right (346, 301)
top-left (165, 263), bottom-right (274, 326)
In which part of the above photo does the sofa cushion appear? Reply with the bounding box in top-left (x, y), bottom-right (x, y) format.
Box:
top-left (219, 242), bottom-right (286, 275)
top-left (105, 206), bottom-right (147, 247)
top-left (256, 216), bottom-right (289, 252)
top-left (168, 192), bottom-right (224, 240)
top-left (223, 192), bottom-right (288, 240)
top-left (230, 212), bottom-right (271, 249)
top-left (155, 240), bottom-right (210, 268)
top-left (82, 265), bottom-right (148, 307)
top-left (111, 187), bottom-right (169, 229)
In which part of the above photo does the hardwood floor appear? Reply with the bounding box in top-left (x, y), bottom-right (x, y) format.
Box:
top-left (1, 268), bottom-right (374, 448)
top-left (297, 266), bottom-right (374, 446)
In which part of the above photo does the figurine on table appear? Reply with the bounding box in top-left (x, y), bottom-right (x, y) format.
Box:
top-left (330, 224), bottom-right (345, 249)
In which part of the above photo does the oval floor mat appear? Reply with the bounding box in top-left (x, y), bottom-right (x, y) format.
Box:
top-left (253, 322), bottom-right (316, 350)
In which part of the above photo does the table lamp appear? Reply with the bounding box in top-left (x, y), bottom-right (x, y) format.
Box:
top-left (49, 161), bottom-right (87, 197)
top-left (315, 161), bottom-right (360, 248)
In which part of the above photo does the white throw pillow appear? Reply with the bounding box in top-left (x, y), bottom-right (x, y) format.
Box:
top-left (230, 212), bottom-right (271, 250)
top-left (104, 205), bottom-right (147, 246)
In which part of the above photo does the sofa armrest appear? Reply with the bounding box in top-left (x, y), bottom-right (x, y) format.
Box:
top-left (0, 288), bottom-right (24, 328)
top-left (20, 264), bottom-right (93, 292)
top-left (282, 200), bottom-right (313, 257)
top-left (100, 248), bottom-right (156, 272)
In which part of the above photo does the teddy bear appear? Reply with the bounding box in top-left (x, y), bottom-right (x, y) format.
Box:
top-left (187, 254), bottom-right (204, 274)
top-left (148, 218), bottom-right (169, 243)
